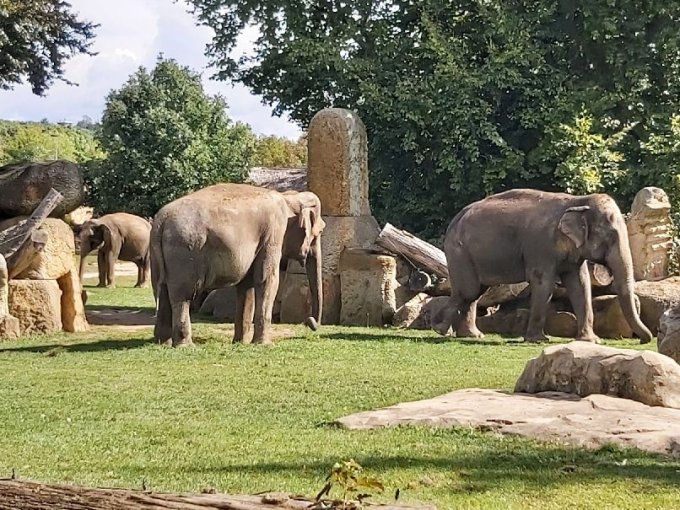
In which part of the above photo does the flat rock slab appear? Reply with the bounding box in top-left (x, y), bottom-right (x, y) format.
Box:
top-left (336, 389), bottom-right (680, 457)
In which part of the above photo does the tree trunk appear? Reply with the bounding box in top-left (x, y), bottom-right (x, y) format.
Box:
top-left (0, 188), bottom-right (64, 273)
top-left (376, 223), bottom-right (448, 279)
top-left (0, 479), bottom-right (436, 510)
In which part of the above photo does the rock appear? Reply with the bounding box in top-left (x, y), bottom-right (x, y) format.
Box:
top-left (658, 305), bottom-right (680, 364)
top-left (626, 187), bottom-right (673, 281)
top-left (335, 388), bottom-right (680, 457)
top-left (515, 341), bottom-right (680, 408)
top-left (339, 248), bottom-right (398, 326)
top-left (592, 294), bottom-right (638, 339)
top-left (8, 279), bottom-right (62, 334)
top-left (393, 293), bottom-right (431, 329)
top-left (279, 273), bottom-right (312, 325)
top-left (312, 215), bottom-right (380, 324)
top-left (0, 160), bottom-right (84, 218)
top-left (0, 315), bottom-right (20, 340)
top-left (394, 283), bottom-right (419, 309)
top-left (0, 217), bottom-right (76, 280)
top-left (0, 254), bottom-right (20, 340)
top-left (307, 108), bottom-right (371, 216)
top-left (634, 277), bottom-right (680, 334)
top-left (478, 308), bottom-right (529, 336)
top-left (57, 270), bottom-right (89, 332)
top-left (199, 287), bottom-right (238, 322)
top-left (63, 205), bottom-right (94, 226)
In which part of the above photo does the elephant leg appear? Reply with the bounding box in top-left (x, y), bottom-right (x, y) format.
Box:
top-left (525, 271), bottom-right (555, 343)
top-left (252, 249), bottom-right (281, 345)
top-left (135, 258), bottom-right (149, 288)
top-left (97, 250), bottom-right (107, 287)
top-left (234, 282), bottom-right (255, 344)
top-left (154, 283), bottom-right (172, 346)
top-left (563, 263), bottom-right (599, 343)
top-left (105, 249), bottom-right (119, 288)
top-left (455, 299), bottom-right (484, 339)
top-left (170, 299), bottom-right (192, 347)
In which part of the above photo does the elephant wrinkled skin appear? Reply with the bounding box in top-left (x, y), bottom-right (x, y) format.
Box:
top-left (432, 189), bottom-right (653, 344)
top-left (151, 183), bottom-right (324, 347)
top-left (77, 213), bottom-right (152, 288)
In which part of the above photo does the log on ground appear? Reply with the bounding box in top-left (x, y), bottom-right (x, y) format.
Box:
top-left (376, 223), bottom-right (447, 279)
top-left (0, 479), bottom-right (436, 510)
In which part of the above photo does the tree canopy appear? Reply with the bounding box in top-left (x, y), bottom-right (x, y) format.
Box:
top-left (252, 135), bottom-right (307, 168)
top-left (0, 0), bottom-right (97, 95)
top-left (90, 57), bottom-right (255, 217)
top-left (188, 0), bottom-right (680, 240)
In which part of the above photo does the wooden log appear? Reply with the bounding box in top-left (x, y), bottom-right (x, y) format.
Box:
top-left (376, 224), bottom-right (448, 279)
top-left (0, 188), bottom-right (63, 272)
top-left (588, 261), bottom-right (613, 288)
top-left (0, 479), bottom-right (436, 510)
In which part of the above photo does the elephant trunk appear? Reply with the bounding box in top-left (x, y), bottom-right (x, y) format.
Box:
top-left (606, 238), bottom-right (653, 344)
top-left (78, 246), bottom-right (89, 283)
top-left (304, 237), bottom-right (323, 330)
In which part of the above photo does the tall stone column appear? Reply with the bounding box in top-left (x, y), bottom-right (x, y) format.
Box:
top-left (626, 187), bottom-right (673, 281)
top-left (281, 108), bottom-right (382, 325)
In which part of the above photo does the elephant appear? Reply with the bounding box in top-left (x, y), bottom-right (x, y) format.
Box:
top-left (432, 189), bottom-right (653, 344)
top-left (77, 213), bottom-right (152, 288)
top-left (150, 183), bottom-right (324, 347)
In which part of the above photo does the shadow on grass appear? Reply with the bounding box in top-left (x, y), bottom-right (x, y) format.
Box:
top-left (0, 337), bottom-right (151, 354)
top-left (166, 448), bottom-right (680, 491)
top-left (86, 305), bottom-right (156, 326)
top-left (318, 331), bottom-right (531, 346)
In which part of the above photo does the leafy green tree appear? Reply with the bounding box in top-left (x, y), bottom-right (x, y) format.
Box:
top-left (91, 57), bottom-right (255, 217)
top-left (252, 135), bottom-right (307, 167)
top-left (188, 0), bottom-right (680, 241)
top-left (0, 120), bottom-right (104, 165)
top-left (0, 0), bottom-right (97, 95)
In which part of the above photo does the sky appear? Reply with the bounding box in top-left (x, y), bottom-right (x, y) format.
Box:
top-left (0, 0), bottom-right (302, 139)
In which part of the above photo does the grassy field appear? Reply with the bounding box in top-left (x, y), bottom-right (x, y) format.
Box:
top-left (0, 267), bottom-right (678, 509)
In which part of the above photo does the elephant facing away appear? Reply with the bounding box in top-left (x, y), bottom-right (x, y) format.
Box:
top-left (77, 213), bottom-right (152, 288)
top-left (151, 183), bottom-right (325, 346)
top-left (432, 189), bottom-right (653, 344)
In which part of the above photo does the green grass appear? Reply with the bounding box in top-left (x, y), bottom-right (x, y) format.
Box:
top-left (0, 269), bottom-right (678, 509)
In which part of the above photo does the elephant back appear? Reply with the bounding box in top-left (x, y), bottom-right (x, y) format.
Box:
top-left (0, 160), bottom-right (85, 218)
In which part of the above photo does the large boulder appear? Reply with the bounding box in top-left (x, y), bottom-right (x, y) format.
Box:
top-left (634, 277), bottom-right (680, 334)
top-left (515, 341), bottom-right (680, 409)
top-left (339, 248), bottom-right (398, 326)
top-left (0, 217), bottom-right (75, 279)
top-left (658, 305), bottom-right (680, 364)
top-left (592, 294), bottom-right (639, 339)
top-left (8, 279), bottom-right (62, 334)
top-left (198, 287), bottom-right (238, 322)
top-left (0, 160), bottom-right (84, 218)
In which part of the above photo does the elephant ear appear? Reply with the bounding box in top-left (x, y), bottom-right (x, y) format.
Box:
top-left (558, 206), bottom-right (590, 248)
top-left (299, 206), bottom-right (326, 242)
top-left (90, 221), bottom-right (111, 247)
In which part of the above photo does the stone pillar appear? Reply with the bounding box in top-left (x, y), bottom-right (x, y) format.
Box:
top-left (280, 108), bottom-right (382, 325)
top-left (339, 248), bottom-right (398, 327)
top-left (626, 187), bottom-right (673, 281)
top-left (0, 255), bottom-right (20, 339)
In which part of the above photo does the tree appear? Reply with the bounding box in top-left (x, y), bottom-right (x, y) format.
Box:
top-left (252, 135), bottom-right (307, 167)
top-left (0, 0), bottom-right (97, 95)
top-left (188, 0), bottom-right (680, 241)
top-left (91, 57), bottom-right (255, 217)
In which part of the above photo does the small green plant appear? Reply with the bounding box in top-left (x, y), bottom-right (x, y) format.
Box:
top-left (314, 459), bottom-right (384, 509)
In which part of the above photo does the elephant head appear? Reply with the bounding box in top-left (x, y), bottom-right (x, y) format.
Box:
top-left (281, 191), bottom-right (326, 329)
top-left (76, 219), bottom-right (110, 283)
top-left (558, 195), bottom-right (653, 343)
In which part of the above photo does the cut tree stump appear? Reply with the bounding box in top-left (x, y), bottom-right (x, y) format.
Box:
top-left (588, 262), bottom-right (613, 288)
top-left (0, 479), bottom-right (437, 510)
top-left (376, 223), bottom-right (448, 279)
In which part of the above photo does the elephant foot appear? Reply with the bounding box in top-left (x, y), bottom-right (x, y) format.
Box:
top-left (252, 337), bottom-right (273, 346)
top-left (96, 283), bottom-right (107, 288)
top-left (524, 333), bottom-right (548, 343)
top-left (575, 333), bottom-right (601, 344)
top-left (134, 283), bottom-right (148, 289)
top-left (432, 321), bottom-right (452, 337)
top-left (456, 326), bottom-right (484, 339)
top-left (156, 338), bottom-right (172, 347)
top-left (173, 339), bottom-right (194, 348)
top-left (639, 336), bottom-right (652, 345)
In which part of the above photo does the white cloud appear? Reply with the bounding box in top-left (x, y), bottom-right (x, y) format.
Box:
top-left (0, 0), bottom-right (301, 139)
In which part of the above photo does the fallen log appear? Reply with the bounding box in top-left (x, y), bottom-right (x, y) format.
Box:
top-left (0, 188), bottom-right (63, 273)
top-left (588, 262), bottom-right (613, 288)
top-left (0, 479), bottom-right (436, 510)
top-left (376, 224), bottom-right (448, 279)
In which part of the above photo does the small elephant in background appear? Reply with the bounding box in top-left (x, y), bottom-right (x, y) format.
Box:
top-left (432, 189), bottom-right (653, 344)
top-left (76, 212), bottom-right (152, 288)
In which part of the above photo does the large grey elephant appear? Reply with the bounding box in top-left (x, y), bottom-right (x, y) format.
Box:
top-left (432, 189), bottom-right (653, 344)
top-left (77, 213), bottom-right (152, 288)
top-left (151, 183), bottom-right (324, 346)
